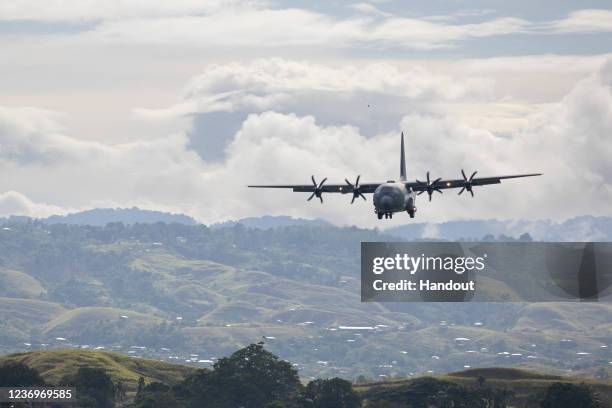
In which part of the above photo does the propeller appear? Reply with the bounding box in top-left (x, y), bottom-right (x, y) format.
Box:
top-left (345, 175), bottom-right (366, 204)
top-left (307, 175), bottom-right (327, 203)
top-left (458, 169), bottom-right (478, 197)
top-left (416, 171), bottom-right (442, 202)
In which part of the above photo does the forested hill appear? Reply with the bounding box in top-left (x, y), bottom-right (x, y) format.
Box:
top-left (1, 346), bottom-right (610, 408)
top-left (0, 221), bottom-right (610, 381)
top-left (0, 220), bottom-right (386, 287)
top-left (1, 208), bottom-right (198, 226)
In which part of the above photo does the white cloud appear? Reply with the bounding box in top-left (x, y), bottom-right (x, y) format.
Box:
top-left (149, 56), bottom-right (612, 225)
top-left (136, 58), bottom-right (506, 164)
top-left (0, 0), bottom-right (266, 21)
top-left (82, 12), bottom-right (531, 50)
top-left (0, 107), bottom-right (108, 164)
top-left (0, 106), bottom-right (207, 214)
top-left (137, 58), bottom-right (493, 119)
top-left (349, 3), bottom-right (391, 18)
top-left (423, 9), bottom-right (496, 23)
top-left (547, 9), bottom-right (612, 33)
top-left (2, 3), bottom-right (611, 51)
top-left (2, 57), bottom-right (612, 227)
top-left (457, 54), bottom-right (612, 74)
top-left (401, 59), bottom-right (612, 223)
top-left (366, 16), bottom-right (528, 49)
top-left (0, 190), bottom-right (67, 218)
top-left (422, 223), bottom-right (440, 239)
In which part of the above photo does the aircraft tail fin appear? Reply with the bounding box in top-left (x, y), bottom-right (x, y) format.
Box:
top-left (400, 131), bottom-right (407, 181)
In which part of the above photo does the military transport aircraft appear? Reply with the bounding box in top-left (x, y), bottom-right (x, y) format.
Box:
top-left (248, 133), bottom-right (541, 220)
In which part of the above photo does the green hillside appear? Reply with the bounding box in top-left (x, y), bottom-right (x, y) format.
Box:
top-left (2, 350), bottom-right (609, 408)
top-left (0, 221), bottom-right (610, 380)
top-left (43, 307), bottom-right (162, 337)
top-left (356, 367), bottom-right (612, 407)
top-left (0, 267), bottom-right (46, 298)
top-left (0, 349), bottom-right (194, 392)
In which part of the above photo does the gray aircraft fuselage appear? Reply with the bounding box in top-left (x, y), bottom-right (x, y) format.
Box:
top-left (373, 181), bottom-right (416, 216)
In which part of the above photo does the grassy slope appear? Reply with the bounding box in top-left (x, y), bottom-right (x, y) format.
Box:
top-left (0, 297), bottom-right (66, 324)
top-left (0, 349), bottom-right (195, 392)
top-left (43, 307), bottom-right (162, 335)
top-left (132, 248), bottom-right (403, 327)
top-left (512, 303), bottom-right (612, 336)
top-left (0, 268), bottom-right (46, 298)
top-left (355, 367), bottom-right (612, 407)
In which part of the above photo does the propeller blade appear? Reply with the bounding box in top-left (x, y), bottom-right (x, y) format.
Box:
top-left (308, 176), bottom-right (326, 203)
top-left (426, 171), bottom-right (430, 183)
top-left (360, 192), bottom-right (366, 201)
top-left (433, 177), bottom-right (442, 185)
top-left (345, 176), bottom-right (364, 204)
top-left (434, 188), bottom-right (442, 194)
top-left (459, 170), bottom-right (478, 198)
top-left (417, 191), bottom-right (424, 195)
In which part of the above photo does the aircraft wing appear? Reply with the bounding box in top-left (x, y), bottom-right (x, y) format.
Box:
top-left (405, 173), bottom-right (542, 192)
top-left (247, 182), bottom-right (383, 194)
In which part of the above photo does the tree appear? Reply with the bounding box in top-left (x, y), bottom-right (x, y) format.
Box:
top-left (60, 367), bottom-right (115, 408)
top-left (134, 380), bottom-right (183, 408)
top-left (0, 361), bottom-right (45, 386)
top-left (136, 391), bottom-right (181, 408)
top-left (301, 378), bottom-right (361, 408)
top-left (355, 375), bottom-right (370, 385)
top-left (187, 342), bottom-right (302, 408)
top-left (175, 368), bottom-right (212, 404)
top-left (115, 379), bottom-right (127, 402)
top-left (540, 382), bottom-right (602, 408)
top-left (483, 387), bottom-right (514, 408)
top-left (136, 376), bottom-right (146, 399)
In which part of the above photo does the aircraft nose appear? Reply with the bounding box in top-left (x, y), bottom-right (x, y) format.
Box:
top-left (380, 195), bottom-right (393, 210)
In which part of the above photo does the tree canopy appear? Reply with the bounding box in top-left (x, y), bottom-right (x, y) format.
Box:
top-left (0, 361), bottom-right (45, 387)
top-left (540, 382), bottom-right (602, 408)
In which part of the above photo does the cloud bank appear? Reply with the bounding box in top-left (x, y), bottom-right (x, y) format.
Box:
top-left (2, 57), bottom-right (612, 226)
top-left (2, 2), bottom-right (612, 50)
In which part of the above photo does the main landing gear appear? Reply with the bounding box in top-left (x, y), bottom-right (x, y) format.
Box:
top-left (376, 212), bottom-right (393, 219)
top-left (407, 207), bottom-right (416, 218)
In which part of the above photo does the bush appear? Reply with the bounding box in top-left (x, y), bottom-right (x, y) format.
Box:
top-left (0, 361), bottom-right (45, 386)
top-left (301, 378), bottom-right (361, 408)
top-left (540, 382), bottom-right (602, 408)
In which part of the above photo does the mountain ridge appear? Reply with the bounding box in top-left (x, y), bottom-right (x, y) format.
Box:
top-left (3, 207), bottom-right (612, 240)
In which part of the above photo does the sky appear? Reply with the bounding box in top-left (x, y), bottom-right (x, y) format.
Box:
top-left (1, 0), bottom-right (612, 227)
